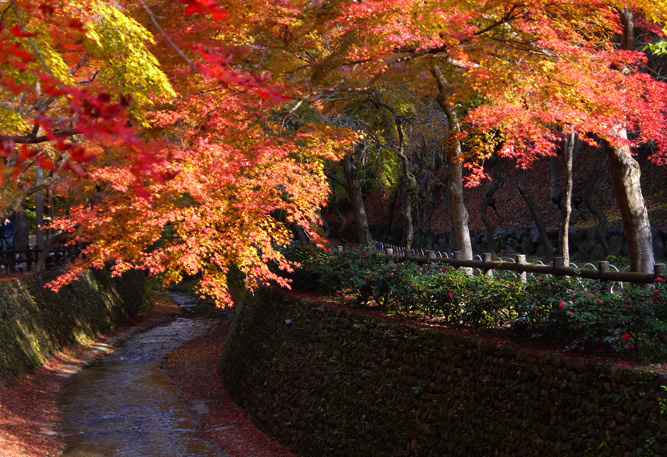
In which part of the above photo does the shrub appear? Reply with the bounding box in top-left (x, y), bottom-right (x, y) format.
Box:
top-left (294, 246), bottom-right (523, 326)
top-left (517, 277), bottom-right (667, 361)
top-left (289, 246), bottom-right (667, 361)
top-left (281, 244), bottom-right (328, 291)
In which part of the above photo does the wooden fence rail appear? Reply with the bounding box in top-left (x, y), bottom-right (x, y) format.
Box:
top-left (0, 244), bottom-right (85, 276)
top-left (340, 245), bottom-right (666, 285)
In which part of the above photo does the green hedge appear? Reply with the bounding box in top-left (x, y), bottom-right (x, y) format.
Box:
top-left (221, 289), bottom-right (667, 457)
top-left (0, 269), bottom-right (146, 386)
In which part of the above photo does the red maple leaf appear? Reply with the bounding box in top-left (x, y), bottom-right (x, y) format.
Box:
top-left (10, 24), bottom-right (37, 38)
top-left (179, 0), bottom-right (227, 22)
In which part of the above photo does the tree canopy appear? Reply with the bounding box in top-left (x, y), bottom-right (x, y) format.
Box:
top-left (1, 0), bottom-right (667, 302)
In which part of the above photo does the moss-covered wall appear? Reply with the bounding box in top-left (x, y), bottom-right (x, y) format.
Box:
top-left (221, 290), bottom-right (667, 457)
top-left (0, 269), bottom-right (146, 386)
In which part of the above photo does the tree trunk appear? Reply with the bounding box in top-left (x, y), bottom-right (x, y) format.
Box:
top-left (550, 155), bottom-right (562, 211)
top-left (574, 145), bottom-right (609, 257)
top-left (10, 210), bottom-right (28, 250)
top-left (606, 8), bottom-right (654, 274)
top-left (34, 230), bottom-right (66, 274)
top-left (561, 130), bottom-right (575, 267)
top-left (400, 186), bottom-right (414, 249)
top-left (371, 99), bottom-right (416, 249)
top-left (341, 153), bottom-right (372, 245)
top-left (385, 188), bottom-right (399, 238)
top-left (293, 224), bottom-right (309, 244)
top-left (424, 191), bottom-right (436, 250)
top-left (481, 155), bottom-right (504, 255)
top-left (398, 151), bottom-right (417, 250)
top-left (448, 150), bottom-right (472, 259)
top-left (518, 170), bottom-right (554, 261)
top-left (431, 65), bottom-right (472, 261)
top-left (327, 176), bottom-right (348, 244)
top-left (606, 136), bottom-right (654, 273)
top-left (317, 210), bottom-right (331, 239)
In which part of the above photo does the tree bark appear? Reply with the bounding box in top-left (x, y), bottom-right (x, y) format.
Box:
top-left (397, 152), bottom-right (416, 250)
top-left (518, 170), bottom-right (554, 261)
top-left (316, 209), bottom-right (331, 239)
top-left (561, 130), bottom-right (575, 267)
top-left (606, 134), bottom-right (654, 273)
top-left (423, 189), bottom-right (436, 250)
top-left (33, 230), bottom-right (66, 274)
top-left (400, 185), bottom-right (415, 249)
top-left (480, 155), bottom-right (504, 255)
top-left (581, 147), bottom-right (609, 257)
top-left (431, 65), bottom-right (472, 261)
top-left (326, 175), bottom-right (348, 244)
top-left (340, 152), bottom-right (372, 245)
top-left (10, 210), bottom-right (28, 250)
top-left (550, 155), bottom-right (561, 211)
top-left (606, 8), bottom-right (654, 274)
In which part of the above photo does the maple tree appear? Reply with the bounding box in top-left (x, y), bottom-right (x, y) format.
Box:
top-left (0, 0), bottom-right (176, 220)
top-left (0, 0), bottom-right (351, 304)
top-left (228, 0), bottom-right (667, 273)
top-left (3, 0), bottom-right (667, 305)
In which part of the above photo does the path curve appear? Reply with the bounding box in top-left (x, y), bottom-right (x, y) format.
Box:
top-left (164, 312), bottom-right (295, 457)
top-left (0, 292), bottom-right (293, 457)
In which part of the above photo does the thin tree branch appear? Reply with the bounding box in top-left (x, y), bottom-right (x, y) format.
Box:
top-left (325, 171), bottom-right (345, 187)
top-left (138, 0), bottom-right (198, 71)
top-left (70, 53), bottom-right (89, 76)
top-left (0, 129), bottom-right (77, 144)
top-left (0, 0), bottom-right (15, 23)
top-left (11, 4), bottom-right (56, 79)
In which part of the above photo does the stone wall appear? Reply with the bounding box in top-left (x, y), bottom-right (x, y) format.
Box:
top-left (0, 269), bottom-right (146, 386)
top-left (374, 226), bottom-right (667, 261)
top-left (221, 289), bottom-right (667, 457)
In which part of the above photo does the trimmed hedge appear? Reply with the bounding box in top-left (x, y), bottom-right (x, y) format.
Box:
top-left (0, 269), bottom-right (146, 386)
top-left (221, 289), bottom-right (667, 457)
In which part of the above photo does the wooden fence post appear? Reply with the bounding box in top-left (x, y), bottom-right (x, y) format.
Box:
top-left (598, 261), bottom-right (610, 276)
top-left (481, 253), bottom-right (493, 278)
top-left (553, 257), bottom-right (564, 273)
top-left (598, 260), bottom-right (611, 292)
top-left (516, 254), bottom-right (527, 283)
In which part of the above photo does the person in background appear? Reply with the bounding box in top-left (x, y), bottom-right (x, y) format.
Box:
top-left (0, 218), bottom-right (15, 251)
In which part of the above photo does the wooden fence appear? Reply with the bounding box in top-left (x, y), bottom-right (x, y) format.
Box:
top-left (0, 244), bottom-right (86, 277)
top-left (348, 244), bottom-right (666, 285)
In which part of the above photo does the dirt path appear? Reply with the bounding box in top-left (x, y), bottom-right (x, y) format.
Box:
top-left (164, 316), bottom-right (295, 457)
top-left (0, 293), bottom-right (293, 457)
top-left (0, 295), bottom-right (180, 457)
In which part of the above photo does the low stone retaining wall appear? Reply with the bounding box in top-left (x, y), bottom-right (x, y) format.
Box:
top-left (0, 269), bottom-right (146, 386)
top-left (221, 289), bottom-right (667, 457)
top-left (371, 225), bottom-right (667, 261)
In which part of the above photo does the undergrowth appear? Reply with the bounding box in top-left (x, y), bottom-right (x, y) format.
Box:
top-left (284, 245), bottom-right (667, 362)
